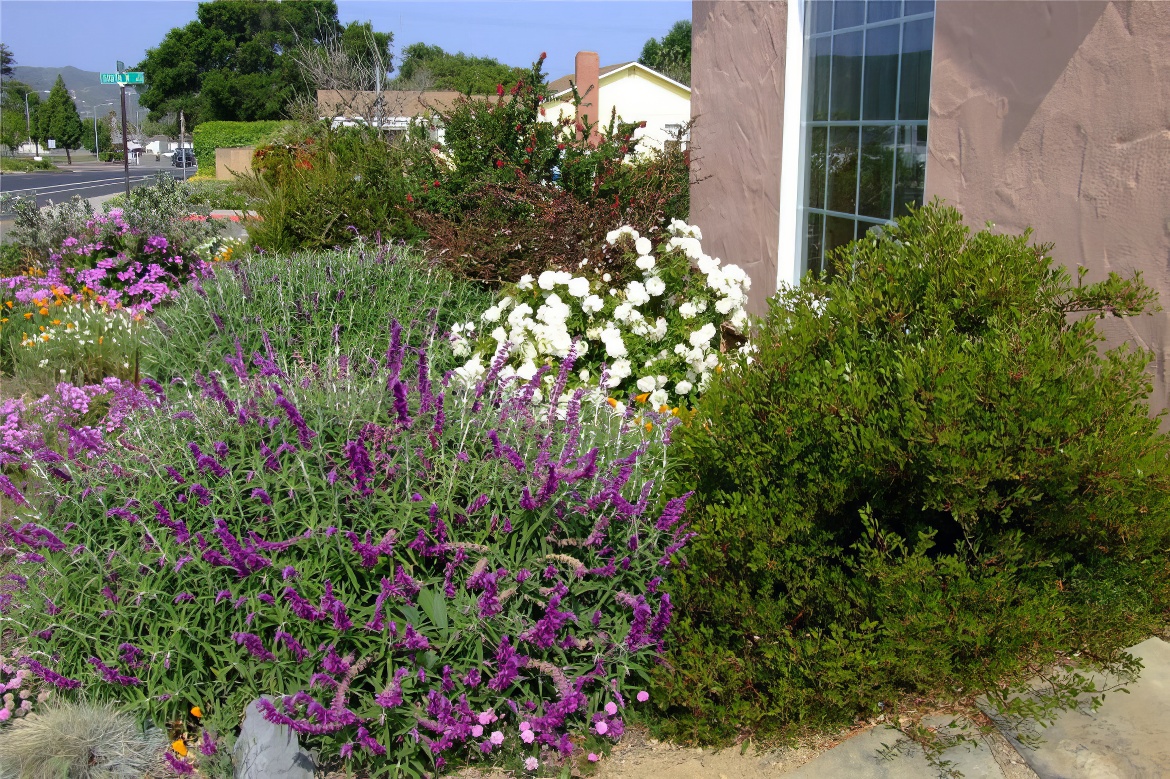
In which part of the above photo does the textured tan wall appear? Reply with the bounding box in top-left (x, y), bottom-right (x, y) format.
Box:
top-left (690, 1), bottom-right (788, 316)
top-left (215, 147), bottom-right (254, 181)
top-left (927, 1), bottom-right (1170, 415)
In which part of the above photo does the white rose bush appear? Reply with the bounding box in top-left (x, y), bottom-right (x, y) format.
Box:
top-left (449, 220), bottom-right (753, 412)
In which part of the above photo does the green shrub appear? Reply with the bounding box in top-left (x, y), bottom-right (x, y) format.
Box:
top-left (142, 245), bottom-right (492, 381)
top-left (191, 120), bottom-right (292, 177)
top-left (180, 179), bottom-right (254, 211)
top-left (0, 157), bottom-right (58, 173)
top-left (656, 204), bottom-right (1170, 740)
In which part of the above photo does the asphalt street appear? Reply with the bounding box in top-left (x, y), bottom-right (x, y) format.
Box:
top-left (0, 160), bottom-right (196, 209)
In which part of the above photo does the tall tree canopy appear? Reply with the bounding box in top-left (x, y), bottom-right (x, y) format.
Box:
top-left (36, 75), bottom-right (84, 162)
top-left (638, 20), bottom-right (692, 86)
top-left (392, 43), bottom-right (524, 94)
top-left (136, 0), bottom-right (392, 127)
top-left (0, 44), bottom-right (14, 78)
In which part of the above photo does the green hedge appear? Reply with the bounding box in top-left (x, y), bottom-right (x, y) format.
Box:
top-left (191, 120), bottom-right (292, 177)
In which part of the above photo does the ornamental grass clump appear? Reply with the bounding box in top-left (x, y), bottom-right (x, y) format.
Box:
top-left (1, 328), bottom-right (691, 776)
top-left (450, 220), bottom-right (752, 411)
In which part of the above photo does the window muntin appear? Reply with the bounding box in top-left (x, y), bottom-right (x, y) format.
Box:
top-left (801, 0), bottom-right (935, 276)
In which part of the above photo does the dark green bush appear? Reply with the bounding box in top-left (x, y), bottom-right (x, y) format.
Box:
top-left (655, 204), bottom-right (1170, 740)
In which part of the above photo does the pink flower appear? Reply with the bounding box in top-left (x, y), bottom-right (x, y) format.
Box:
top-left (478, 709), bottom-right (497, 725)
top-left (471, 725), bottom-right (484, 738)
top-left (524, 756), bottom-right (539, 771)
top-left (605, 701), bottom-right (618, 715)
top-left (588, 753), bottom-right (600, 762)
top-left (490, 730), bottom-right (504, 745)
top-left (519, 721), bottom-right (531, 731)
top-left (521, 729), bottom-right (535, 743)
top-left (0, 708), bottom-right (10, 722)
top-left (595, 721), bottom-right (609, 735)
top-left (636, 690), bottom-right (650, 702)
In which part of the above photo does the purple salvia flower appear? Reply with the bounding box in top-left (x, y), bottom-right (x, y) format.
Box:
top-left (88, 657), bottom-right (141, 686)
top-left (24, 658), bottom-right (81, 689)
top-left (232, 632), bottom-right (277, 662)
top-left (274, 630), bottom-right (310, 661)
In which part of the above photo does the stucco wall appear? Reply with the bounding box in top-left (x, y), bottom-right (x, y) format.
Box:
top-left (690, 1), bottom-right (788, 316)
top-left (215, 146), bottom-right (254, 181)
top-left (927, 1), bottom-right (1170, 415)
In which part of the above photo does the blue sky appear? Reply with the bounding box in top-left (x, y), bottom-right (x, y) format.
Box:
top-left (1, 1), bottom-right (690, 80)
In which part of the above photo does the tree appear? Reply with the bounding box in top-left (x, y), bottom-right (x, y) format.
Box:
top-left (85, 111), bottom-right (113, 154)
top-left (639, 20), bottom-right (692, 86)
top-left (36, 75), bottom-right (84, 163)
top-left (392, 43), bottom-right (524, 94)
top-left (136, 1), bottom-right (392, 126)
top-left (1, 44), bottom-right (14, 78)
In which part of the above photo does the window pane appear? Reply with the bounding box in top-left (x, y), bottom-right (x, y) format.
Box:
top-left (904, 0), bottom-right (935, 16)
top-left (826, 126), bottom-right (860, 214)
top-left (898, 18), bottom-right (934, 120)
top-left (868, 0), bottom-right (901, 23)
top-left (857, 126), bottom-right (895, 219)
top-left (806, 126), bottom-right (828, 209)
top-left (810, 0), bottom-right (834, 34)
top-left (894, 124), bottom-right (927, 216)
top-left (810, 34), bottom-right (832, 121)
top-left (825, 215), bottom-right (857, 264)
top-left (805, 212), bottom-right (825, 277)
top-left (862, 24), bottom-right (899, 120)
top-left (830, 31), bottom-right (863, 120)
top-left (833, 0), bottom-right (865, 29)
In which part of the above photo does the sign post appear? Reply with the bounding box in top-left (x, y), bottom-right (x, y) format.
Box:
top-left (101, 66), bottom-right (145, 197)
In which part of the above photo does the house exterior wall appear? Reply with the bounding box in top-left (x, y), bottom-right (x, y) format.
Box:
top-left (689, 1), bottom-right (788, 316)
top-left (540, 68), bottom-right (691, 152)
top-left (926, 0), bottom-right (1170, 414)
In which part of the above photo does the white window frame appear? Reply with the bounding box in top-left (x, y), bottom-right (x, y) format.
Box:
top-left (776, 0), bottom-right (809, 292)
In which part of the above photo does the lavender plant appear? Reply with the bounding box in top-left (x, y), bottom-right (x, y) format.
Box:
top-left (1, 332), bottom-right (691, 776)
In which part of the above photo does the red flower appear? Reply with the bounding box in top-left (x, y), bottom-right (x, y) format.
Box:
top-left (540, 52), bottom-right (547, 60)
top-left (497, 84), bottom-right (505, 96)
top-left (406, 194), bottom-right (414, 203)
top-left (496, 160), bottom-right (504, 168)
top-left (525, 146), bottom-right (533, 153)
top-left (539, 108), bottom-right (546, 117)
top-left (557, 143), bottom-right (565, 150)
top-left (432, 180), bottom-right (440, 188)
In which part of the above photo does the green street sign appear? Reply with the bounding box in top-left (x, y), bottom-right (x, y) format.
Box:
top-left (100, 72), bottom-right (145, 85)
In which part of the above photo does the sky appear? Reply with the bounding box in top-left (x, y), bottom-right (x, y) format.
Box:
top-left (1, 0), bottom-right (690, 80)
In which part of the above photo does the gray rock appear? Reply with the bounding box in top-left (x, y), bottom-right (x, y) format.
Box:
top-left (786, 720), bottom-right (1009, 778)
top-left (234, 697), bottom-right (314, 779)
top-left (989, 637), bottom-right (1170, 779)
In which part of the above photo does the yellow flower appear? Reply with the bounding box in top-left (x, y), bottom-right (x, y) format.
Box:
top-left (644, 422), bottom-right (653, 432)
top-left (23, 312), bottom-right (33, 320)
top-left (606, 398), bottom-right (617, 408)
top-left (634, 392), bottom-right (650, 403)
top-left (659, 405), bottom-right (670, 413)
top-left (41, 334), bottom-right (50, 341)
top-left (51, 319), bottom-right (61, 325)
top-left (38, 307), bottom-right (49, 316)
top-left (4, 301), bottom-right (12, 308)
top-left (98, 336), bottom-right (104, 344)
top-left (190, 706), bottom-right (203, 718)
top-left (171, 739), bottom-right (188, 756)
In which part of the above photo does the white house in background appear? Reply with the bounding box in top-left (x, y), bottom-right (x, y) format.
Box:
top-left (539, 53), bottom-right (691, 153)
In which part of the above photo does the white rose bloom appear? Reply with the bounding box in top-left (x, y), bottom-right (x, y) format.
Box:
top-left (610, 358), bottom-right (632, 382)
top-left (553, 271), bottom-right (573, 286)
top-left (637, 376), bottom-right (657, 393)
top-left (451, 339), bottom-right (471, 358)
top-left (585, 327), bottom-right (602, 340)
top-left (694, 299), bottom-right (709, 313)
top-left (730, 308), bottom-right (748, 331)
top-left (579, 369), bottom-right (590, 382)
top-left (602, 273), bottom-right (612, 282)
top-left (517, 274), bottom-right (535, 290)
top-left (481, 306), bottom-right (501, 323)
top-left (697, 255), bottom-right (721, 275)
top-left (491, 326), bottom-right (508, 343)
top-left (674, 343), bottom-right (688, 356)
top-left (675, 380), bottom-right (693, 396)
top-left (454, 355), bottom-right (485, 384)
top-left (649, 389), bottom-right (669, 408)
top-left (635, 255), bottom-right (656, 272)
top-left (635, 236), bottom-right (652, 256)
top-left (581, 294), bottom-right (604, 314)
top-left (573, 339), bottom-right (588, 357)
top-left (704, 353), bottom-right (720, 370)
top-left (689, 323), bottom-right (718, 348)
top-left (516, 360), bottom-right (539, 381)
top-left (537, 271), bottom-right (558, 290)
top-left (567, 276), bottom-right (591, 298)
top-left (601, 326), bottom-right (627, 358)
top-left (612, 401), bottom-right (627, 415)
top-left (679, 301), bottom-right (697, 319)
top-left (625, 281), bottom-right (650, 306)
top-left (715, 296), bottom-right (736, 315)
top-left (649, 317), bottom-right (668, 342)
top-left (497, 295), bottom-right (514, 310)
top-left (519, 341), bottom-right (538, 362)
top-left (645, 276), bottom-right (666, 297)
top-left (507, 303), bottom-right (533, 328)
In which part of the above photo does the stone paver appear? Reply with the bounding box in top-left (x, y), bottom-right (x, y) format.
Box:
top-left (991, 637), bottom-right (1170, 779)
top-left (785, 718), bottom-right (1011, 779)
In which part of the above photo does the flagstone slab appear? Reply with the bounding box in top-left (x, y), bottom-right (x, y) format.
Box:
top-left (990, 637), bottom-right (1170, 779)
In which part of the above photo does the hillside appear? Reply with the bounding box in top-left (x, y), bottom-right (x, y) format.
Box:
top-left (9, 65), bottom-right (133, 113)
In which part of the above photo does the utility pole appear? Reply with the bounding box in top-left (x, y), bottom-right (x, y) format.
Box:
top-left (119, 84), bottom-right (131, 196)
top-left (180, 110), bottom-right (187, 181)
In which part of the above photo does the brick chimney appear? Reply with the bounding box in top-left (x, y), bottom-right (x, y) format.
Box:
top-left (574, 51), bottom-right (601, 145)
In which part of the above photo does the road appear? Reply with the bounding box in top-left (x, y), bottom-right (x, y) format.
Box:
top-left (1, 160), bottom-right (197, 210)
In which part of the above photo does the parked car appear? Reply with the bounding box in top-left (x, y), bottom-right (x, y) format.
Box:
top-left (171, 149), bottom-right (196, 168)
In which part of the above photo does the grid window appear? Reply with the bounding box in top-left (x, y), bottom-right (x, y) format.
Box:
top-left (801, 0), bottom-right (935, 276)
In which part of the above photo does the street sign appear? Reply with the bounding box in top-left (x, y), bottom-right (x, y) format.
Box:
top-left (100, 72), bottom-right (145, 85)
top-left (116, 60), bottom-right (125, 73)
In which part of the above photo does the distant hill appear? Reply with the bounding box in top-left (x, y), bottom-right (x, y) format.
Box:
top-left (9, 65), bottom-right (134, 114)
